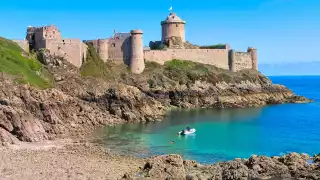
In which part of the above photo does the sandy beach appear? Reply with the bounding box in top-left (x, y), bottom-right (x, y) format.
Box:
top-left (0, 139), bottom-right (144, 180)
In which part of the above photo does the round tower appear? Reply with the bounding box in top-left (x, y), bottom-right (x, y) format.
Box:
top-left (98, 39), bottom-right (109, 62)
top-left (130, 29), bottom-right (145, 74)
top-left (247, 47), bottom-right (258, 71)
top-left (161, 12), bottom-right (186, 43)
top-left (229, 49), bottom-right (236, 72)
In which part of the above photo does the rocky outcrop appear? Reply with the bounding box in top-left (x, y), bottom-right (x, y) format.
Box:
top-left (81, 84), bottom-right (168, 123)
top-left (0, 54), bottom-right (312, 145)
top-left (0, 69), bottom-right (311, 146)
top-left (0, 74), bottom-right (123, 146)
top-left (122, 153), bottom-right (320, 180)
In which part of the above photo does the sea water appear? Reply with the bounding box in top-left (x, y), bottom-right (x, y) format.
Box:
top-left (95, 76), bottom-right (320, 164)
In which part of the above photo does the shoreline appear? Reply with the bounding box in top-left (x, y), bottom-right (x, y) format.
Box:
top-left (1, 138), bottom-right (319, 180)
top-left (0, 139), bottom-right (144, 180)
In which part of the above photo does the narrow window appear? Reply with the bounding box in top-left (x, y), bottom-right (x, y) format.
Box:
top-left (112, 43), bottom-right (116, 47)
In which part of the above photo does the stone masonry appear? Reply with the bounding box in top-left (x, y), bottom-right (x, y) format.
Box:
top-left (12, 12), bottom-right (258, 73)
top-left (24, 25), bottom-right (87, 67)
top-left (145, 12), bottom-right (258, 72)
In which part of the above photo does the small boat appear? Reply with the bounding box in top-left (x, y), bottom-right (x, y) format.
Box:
top-left (178, 128), bottom-right (196, 135)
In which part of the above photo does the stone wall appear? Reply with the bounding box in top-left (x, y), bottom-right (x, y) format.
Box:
top-left (34, 30), bottom-right (45, 49)
top-left (234, 52), bottom-right (253, 71)
top-left (108, 38), bottom-right (131, 65)
top-left (44, 39), bottom-right (87, 67)
top-left (12, 40), bottom-right (29, 52)
top-left (144, 49), bottom-right (229, 69)
top-left (85, 40), bottom-right (99, 51)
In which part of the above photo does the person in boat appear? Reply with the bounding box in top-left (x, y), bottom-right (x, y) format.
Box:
top-left (186, 126), bottom-right (191, 131)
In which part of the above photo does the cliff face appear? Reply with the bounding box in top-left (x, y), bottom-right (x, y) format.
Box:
top-left (0, 48), bottom-right (311, 145)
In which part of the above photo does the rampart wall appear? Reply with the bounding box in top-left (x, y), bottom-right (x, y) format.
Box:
top-left (12, 40), bottom-right (29, 52)
top-left (108, 38), bottom-right (131, 65)
top-left (234, 52), bottom-right (253, 71)
top-left (44, 39), bottom-right (87, 67)
top-left (144, 49), bottom-right (230, 69)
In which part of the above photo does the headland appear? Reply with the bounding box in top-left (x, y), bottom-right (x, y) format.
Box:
top-left (0, 11), bottom-right (316, 180)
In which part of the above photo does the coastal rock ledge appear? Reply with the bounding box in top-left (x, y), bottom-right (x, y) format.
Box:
top-left (0, 71), bottom-right (311, 146)
top-left (122, 153), bottom-right (320, 180)
top-left (0, 51), bottom-right (312, 146)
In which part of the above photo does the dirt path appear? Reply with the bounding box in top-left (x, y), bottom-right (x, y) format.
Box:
top-left (0, 140), bottom-right (144, 180)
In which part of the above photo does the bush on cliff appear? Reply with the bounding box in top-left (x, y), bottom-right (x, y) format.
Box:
top-left (0, 37), bottom-right (52, 89)
top-left (164, 59), bottom-right (209, 84)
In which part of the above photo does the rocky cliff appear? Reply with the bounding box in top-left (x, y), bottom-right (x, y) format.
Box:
top-left (0, 41), bottom-right (311, 145)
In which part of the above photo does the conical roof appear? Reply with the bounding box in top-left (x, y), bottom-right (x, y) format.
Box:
top-left (161, 12), bottom-right (186, 25)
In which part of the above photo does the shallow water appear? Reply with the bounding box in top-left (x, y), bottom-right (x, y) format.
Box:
top-left (94, 76), bottom-right (320, 164)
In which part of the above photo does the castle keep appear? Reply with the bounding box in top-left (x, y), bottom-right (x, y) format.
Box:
top-left (13, 12), bottom-right (258, 73)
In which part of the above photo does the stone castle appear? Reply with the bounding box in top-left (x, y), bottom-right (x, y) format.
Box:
top-left (13, 12), bottom-right (258, 74)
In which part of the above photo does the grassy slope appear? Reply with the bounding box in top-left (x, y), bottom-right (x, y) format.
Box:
top-left (0, 37), bottom-right (52, 89)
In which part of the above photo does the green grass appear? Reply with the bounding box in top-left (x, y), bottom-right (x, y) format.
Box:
top-left (199, 44), bottom-right (227, 49)
top-left (164, 59), bottom-right (211, 84)
top-left (0, 37), bottom-right (52, 89)
top-left (160, 59), bottom-right (265, 85)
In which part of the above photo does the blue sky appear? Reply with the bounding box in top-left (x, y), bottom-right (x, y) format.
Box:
top-left (0, 0), bottom-right (319, 64)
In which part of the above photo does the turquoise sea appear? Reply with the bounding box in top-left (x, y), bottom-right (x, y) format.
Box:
top-left (94, 76), bottom-right (320, 164)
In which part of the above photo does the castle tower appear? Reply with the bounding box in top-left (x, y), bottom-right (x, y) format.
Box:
top-left (130, 29), bottom-right (145, 74)
top-left (161, 12), bottom-right (186, 43)
top-left (247, 47), bottom-right (258, 71)
top-left (97, 39), bottom-right (109, 62)
top-left (229, 49), bottom-right (236, 72)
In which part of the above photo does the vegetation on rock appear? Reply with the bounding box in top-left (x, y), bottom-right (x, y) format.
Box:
top-left (199, 44), bottom-right (227, 49)
top-left (0, 37), bottom-right (52, 89)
